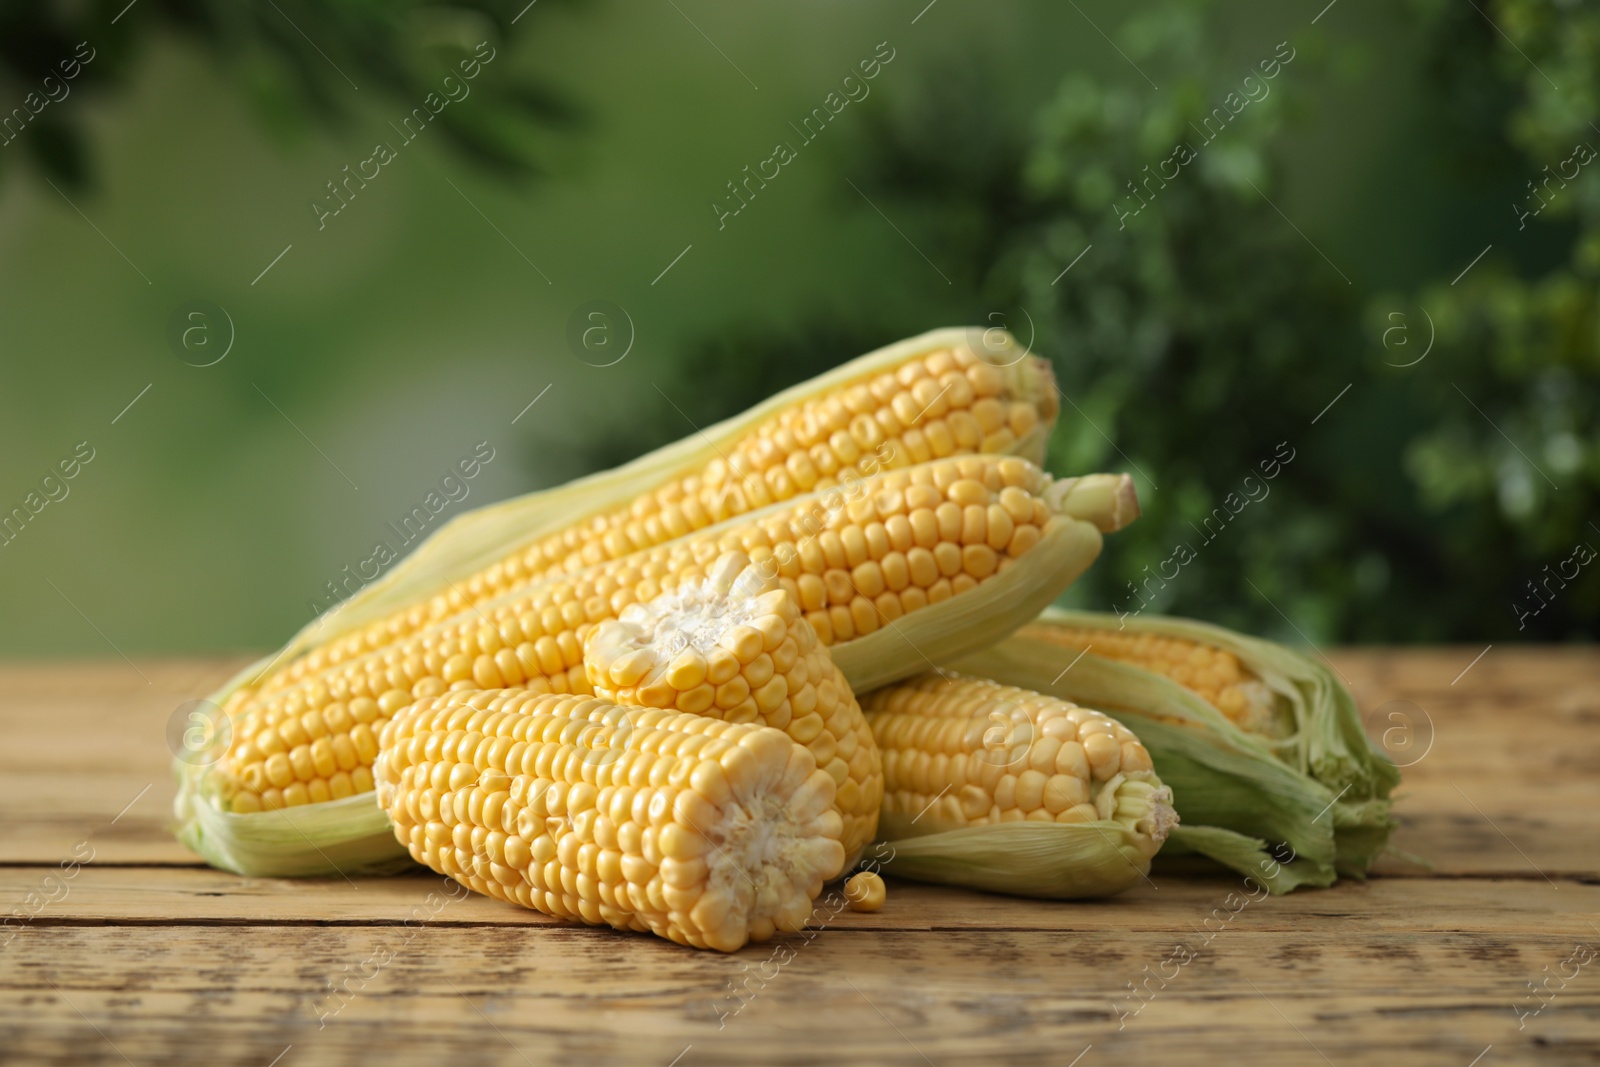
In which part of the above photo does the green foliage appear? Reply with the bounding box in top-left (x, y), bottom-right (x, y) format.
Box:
top-left (630, 1), bottom-right (1598, 643)
top-left (1391, 0), bottom-right (1600, 640)
top-left (0, 0), bottom-right (577, 188)
top-left (20, 1), bottom-right (1585, 645)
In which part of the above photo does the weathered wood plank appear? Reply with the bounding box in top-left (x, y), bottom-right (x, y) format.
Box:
top-left (2, 923), bottom-right (1595, 1066)
top-left (2, 867), bottom-right (1592, 932)
top-left (0, 658), bottom-right (244, 865)
top-left (1337, 647), bottom-right (1600, 879)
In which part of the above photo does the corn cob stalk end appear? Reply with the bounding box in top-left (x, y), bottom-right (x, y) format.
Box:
top-left (1046, 472), bottom-right (1141, 534)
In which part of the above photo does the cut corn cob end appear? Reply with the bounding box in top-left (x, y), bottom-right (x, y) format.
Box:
top-left (586, 550), bottom-right (884, 862)
top-left (866, 673), bottom-right (1174, 861)
top-left (375, 689), bottom-right (846, 952)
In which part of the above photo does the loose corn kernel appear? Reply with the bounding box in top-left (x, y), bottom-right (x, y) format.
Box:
top-left (586, 550), bottom-right (884, 861)
top-left (375, 689), bottom-right (845, 952)
top-left (844, 870), bottom-right (887, 912)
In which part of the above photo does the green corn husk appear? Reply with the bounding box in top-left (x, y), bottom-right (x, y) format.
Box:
top-left (174, 331), bottom-right (1080, 878)
top-left (948, 609), bottom-right (1400, 893)
top-left (874, 773), bottom-right (1178, 899)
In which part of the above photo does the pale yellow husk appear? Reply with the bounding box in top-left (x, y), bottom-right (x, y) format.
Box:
top-left (873, 774), bottom-right (1176, 899)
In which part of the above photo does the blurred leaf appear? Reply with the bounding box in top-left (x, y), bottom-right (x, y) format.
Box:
top-left (23, 116), bottom-right (87, 187)
top-left (0, 0), bottom-right (582, 189)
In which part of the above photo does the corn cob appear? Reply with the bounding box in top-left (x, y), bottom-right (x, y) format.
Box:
top-left (586, 550), bottom-right (883, 861)
top-left (862, 675), bottom-right (1175, 898)
top-left (1020, 624), bottom-right (1288, 737)
top-left (209, 456), bottom-right (1124, 817)
top-left (855, 673), bottom-right (1174, 898)
top-left (375, 688), bottom-right (845, 952)
top-left (866, 673), bottom-right (1169, 835)
top-left (255, 443), bottom-right (1091, 701)
top-left (950, 610), bottom-right (1401, 892)
top-left (254, 340), bottom-right (1058, 697)
top-left (476, 345), bottom-right (1055, 579)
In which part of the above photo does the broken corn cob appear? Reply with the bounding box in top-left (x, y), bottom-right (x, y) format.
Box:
top-left (211, 456), bottom-right (1122, 817)
top-left (375, 688), bottom-right (846, 952)
top-left (255, 336), bottom-right (1058, 697)
top-left (586, 551), bottom-right (883, 861)
top-left (860, 674), bottom-right (1176, 898)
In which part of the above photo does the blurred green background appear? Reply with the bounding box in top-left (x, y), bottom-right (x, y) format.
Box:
top-left (0, 0), bottom-right (1595, 657)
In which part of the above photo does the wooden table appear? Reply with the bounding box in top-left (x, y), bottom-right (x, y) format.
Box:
top-left (3, 649), bottom-right (1596, 1066)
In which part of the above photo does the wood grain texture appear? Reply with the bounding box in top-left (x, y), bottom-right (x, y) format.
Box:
top-left (4, 923), bottom-right (1597, 1066)
top-left (1, 650), bottom-right (1597, 1066)
top-left (2, 868), bottom-right (1594, 931)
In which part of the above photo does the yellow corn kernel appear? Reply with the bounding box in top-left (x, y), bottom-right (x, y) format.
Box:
top-left (844, 870), bottom-right (887, 912)
top-left (375, 688), bottom-right (845, 952)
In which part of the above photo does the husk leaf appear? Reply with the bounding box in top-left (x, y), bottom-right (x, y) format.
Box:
top-left (874, 821), bottom-right (1156, 899)
top-left (1162, 826), bottom-right (1331, 893)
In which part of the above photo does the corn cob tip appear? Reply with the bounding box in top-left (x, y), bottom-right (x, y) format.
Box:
top-left (1045, 473), bottom-right (1140, 534)
top-left (586, 550), bottom-right (885, 861)
top-left (1096, 774), bottom-right (1178, 862)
